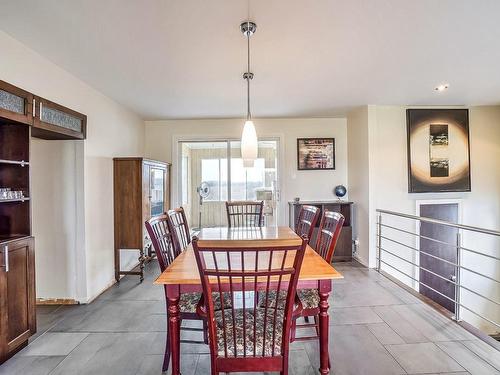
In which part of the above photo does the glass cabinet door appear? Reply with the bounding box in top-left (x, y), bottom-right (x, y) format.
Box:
top-left (33, 96), bottom-right (87, 140)
top-left (150, 168), bottom-right (165, 216)
top-left (0, 80), bottom-right (33, 125)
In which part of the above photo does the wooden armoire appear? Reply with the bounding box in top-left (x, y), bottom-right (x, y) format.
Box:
top-left (113, 158), bottom-right (171, 281)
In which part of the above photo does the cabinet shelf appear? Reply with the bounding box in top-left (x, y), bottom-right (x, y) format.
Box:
top-left (0, 159), bottom-right (29, 166)
top-left (0, 198), bottom-right (30, 203)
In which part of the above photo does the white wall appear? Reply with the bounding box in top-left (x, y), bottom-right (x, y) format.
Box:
top-left (144, 118), bottom-right (348, 226)
top-left (352, 105), bottom-right (500, 333)
top-left (0, 30), bottom-right (145, 302)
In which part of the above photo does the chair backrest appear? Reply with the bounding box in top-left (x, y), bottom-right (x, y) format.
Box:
top-left (315, 211), bottom-right (345, 263)
top-left (225, 200), bottom-right (264, 228)
top-left (192, 236), bottom-right (307, 371)
top-left (145, 214), bottom-right (176, 272)
top-left (295, 205), bottom-right (320, 242)
top-left (167, 207), bottom-right (191, 255)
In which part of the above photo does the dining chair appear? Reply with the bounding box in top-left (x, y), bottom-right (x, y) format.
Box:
top-left (292, 210), bottom-right (344, 343)
top-left (294, 205), bottom-right (320, 243)
top-left (225, 200), bottom-right (264, 228)
top-left (145, 214), bottom-right (206, 372)
top-left (167, 207), bottom-right (191, 256)
top-left (192, 236), bottom-right (308, 375)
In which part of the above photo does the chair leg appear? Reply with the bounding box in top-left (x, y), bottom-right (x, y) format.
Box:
top-left (290, 319), bottom-right (296, 342)
top-left (203, 319), bottom-right (208, 344)
top-left (162, 329), bottom-right (171, 372)
top-left (314, 314), bottom-right (320, 337)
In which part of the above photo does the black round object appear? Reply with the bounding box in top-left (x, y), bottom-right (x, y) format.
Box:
top-left (334, 185), bottom-right (347, 198)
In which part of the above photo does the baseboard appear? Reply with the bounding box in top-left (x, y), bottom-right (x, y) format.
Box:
top-left (36, 298), bottom-right (79, 305)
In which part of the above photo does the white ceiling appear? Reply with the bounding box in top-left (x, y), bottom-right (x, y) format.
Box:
top-left (1, 0), bottom-right (500, 120)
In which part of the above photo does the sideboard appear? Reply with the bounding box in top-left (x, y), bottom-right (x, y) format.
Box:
top-left (288, 200), bottom-right (353, 262)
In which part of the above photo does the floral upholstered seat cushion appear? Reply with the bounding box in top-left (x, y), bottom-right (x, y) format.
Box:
top-left (179, 292), bottom-right (202, 313)
top-left (297, 288), bottom-right (320, 309)
top-left (256, 290), bottom-right (288, 309)
top-left (179, 292), bottom-right (233, 313)
top-left (214, 308), bottom-right (284, 357)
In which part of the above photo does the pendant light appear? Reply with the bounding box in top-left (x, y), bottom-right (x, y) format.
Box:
top-left (240, 21), bottom-right (258, 168)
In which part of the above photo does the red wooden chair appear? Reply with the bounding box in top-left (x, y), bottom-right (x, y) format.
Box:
top-left (294, 205), bottom-right (320, 243)
top-left (292, 211), bottom-right (344, 343)
top-left (167, 207), bottom-right (191, 256)
top-left (226, 201), bottom-right (264, 227)
top-left (192, 236), bottom-right (308, 375)
top-left (145, 213), bottom-right (205, 372)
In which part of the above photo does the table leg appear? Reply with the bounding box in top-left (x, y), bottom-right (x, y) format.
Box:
top-left (167, 285), bottom-right (181, 375)
top-left (318, 280), bottom-right (331, 375)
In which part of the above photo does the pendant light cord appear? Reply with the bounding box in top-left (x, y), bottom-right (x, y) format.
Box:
top-left (246, 23), bottom-right (252, 120)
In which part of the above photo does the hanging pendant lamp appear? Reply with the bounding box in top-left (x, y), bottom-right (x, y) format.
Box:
top-left (240, 21), bottom-right (258, 168)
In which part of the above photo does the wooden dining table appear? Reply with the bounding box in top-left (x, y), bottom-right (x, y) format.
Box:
top-left (155, 226), bottom-right (343, 375)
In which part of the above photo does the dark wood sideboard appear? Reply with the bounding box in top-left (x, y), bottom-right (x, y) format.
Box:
top-left (288, 200), bottom-right (353, 262)
top-left (0, 79), bottom-right (86, 363)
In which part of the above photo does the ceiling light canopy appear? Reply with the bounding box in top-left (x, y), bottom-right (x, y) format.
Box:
top-left (435, 83), bottom-right (449, 92)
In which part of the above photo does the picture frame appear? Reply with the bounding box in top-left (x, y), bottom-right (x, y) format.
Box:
top-left (407, 109), bottom-right (471, 193)
top-left (297, 138), bottom-right (335, 170)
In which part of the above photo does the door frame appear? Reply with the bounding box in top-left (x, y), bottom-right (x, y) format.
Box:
top-left (172, 135), bottom-right (285, 226)
top-left (414, 199), bottom-right (463, 295)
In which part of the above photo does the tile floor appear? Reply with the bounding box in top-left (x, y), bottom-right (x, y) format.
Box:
top-left (1, 261), bottom-right (499, 375)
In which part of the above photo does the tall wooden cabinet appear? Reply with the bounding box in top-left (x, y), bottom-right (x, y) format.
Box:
top-left (113, 158), bottom-right (171, 281)
top-left (0, 79), bottom-right (86, 363)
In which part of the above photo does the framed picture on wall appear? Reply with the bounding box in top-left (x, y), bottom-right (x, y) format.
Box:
top-left (297, 138), bottom-right (335, 170)
top-left (407, 109), bottom-right (471, 193)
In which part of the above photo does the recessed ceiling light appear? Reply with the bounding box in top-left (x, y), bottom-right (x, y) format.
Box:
top-left (435, 84), bottom-right (449, 92)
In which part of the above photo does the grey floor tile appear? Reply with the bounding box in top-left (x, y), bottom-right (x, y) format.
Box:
top-left (436, 341), bottom-right (500, 375)
top-left (333, 280), bottom-right (404, 308)
top-left (50, 333), bottom-right (156, 375)
top-left (373, 305), bottom-right (429, 343)
top-left (305, 324), bottom-right (405, 375)
top-left (366, 322), bottom-right (405, 345)
top-left (462, 340), bottom-right (500, 371)
top-left (392, 304), bottom-right (478, 342)
top-left (331, 306), bottom-right (384, 325)
top-left (386, 342), bottom-right (465, 374)
top-left (20, 332), bottom-right (88, 356)
top-left (50, 300), bottom-right (165, 333)
top-left (136, 353), bottom-right (199, 375)
top-left (0, 355), bottom-right (65, 375)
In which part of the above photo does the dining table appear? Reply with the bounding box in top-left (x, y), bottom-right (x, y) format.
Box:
top-left (155, 226), bottom-right (343, 375)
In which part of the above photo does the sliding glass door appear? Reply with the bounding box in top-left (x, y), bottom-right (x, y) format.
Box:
top-left (179, 139), bottom-right (279, 229)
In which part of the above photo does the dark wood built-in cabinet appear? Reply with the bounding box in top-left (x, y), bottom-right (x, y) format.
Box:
top-left (0, 79), bottom-right (87, 363)
top-left (113, 158), bottom-right (171, 282)
top-left (0, 80), bottom-right (87, 140)
top-left (289, 200), bottom-right (353, 261)
top-left (0, 237), bottom-right (36, 361)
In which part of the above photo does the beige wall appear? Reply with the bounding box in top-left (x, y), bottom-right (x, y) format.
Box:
top-left (349, 104), bottom-right (500, 333)
top-left (0, 30), bottom-right (145, 302)
top-left (144, 118), bottom-right (348, 226)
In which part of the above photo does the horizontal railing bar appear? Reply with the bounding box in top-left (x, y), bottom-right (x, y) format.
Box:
top-left (377, 209), bottom-right (500, 237)
top-left (381, 247), bottom-right (500, 306)
top-left (458, 304), bottom-right (500, 330)
top-left (378, 235), bottom-right (500, 284)
top-left (379, 259), bottom-right (500, 330)
top-left (379, 259), bottom-right (457, 304)
top-left (380, 223), bottom-right (500, 262)
top-left (380, 236), bottom-right (459, 267)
